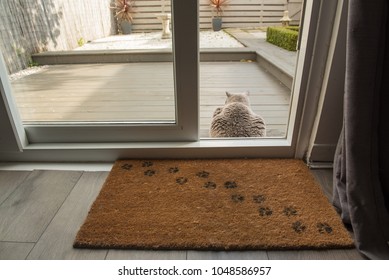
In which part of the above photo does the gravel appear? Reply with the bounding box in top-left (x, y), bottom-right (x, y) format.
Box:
top-left (9, 65), bottom-right (49, 81)
top-left (74, 30), bottom-right (244, 50)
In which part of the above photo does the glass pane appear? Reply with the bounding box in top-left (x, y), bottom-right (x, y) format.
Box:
top-left (199, 1), bottom-right (301, 139)
top-left (6, 0), bottom-right (175, 124)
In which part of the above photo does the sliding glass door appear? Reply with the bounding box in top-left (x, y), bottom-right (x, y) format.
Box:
top-left (0, 0), bottom-right (341, 161)
top-left (9, 0), bottom-right (199, 143)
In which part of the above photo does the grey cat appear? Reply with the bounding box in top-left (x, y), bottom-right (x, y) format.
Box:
top-left (209, 91), bottom-right (266, 137)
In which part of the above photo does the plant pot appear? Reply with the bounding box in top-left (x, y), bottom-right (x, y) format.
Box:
top-left (120, 21), bottom-right (132, 34)
top-left (212, 17), bottom-right (222, 31)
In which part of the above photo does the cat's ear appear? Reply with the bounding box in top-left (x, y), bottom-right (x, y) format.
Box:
top-left (244, 91), bottom-right (250, 96)
top-left (226, 91), bottom-right (231, 97)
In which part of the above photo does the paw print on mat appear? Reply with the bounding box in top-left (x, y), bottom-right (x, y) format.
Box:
top-left (224, 181), bottom-right (238, 189)
top-left (176, 177), bottom-right (188, 185)
top-left (203, 182), bottom-right (216, 189)
top-left (283, 206), bottom-right (298, 217)
top-left (196, 171), bottom-right (210, 178)
top-left (317, 223), bottom-right (333, 234)
top-left (144, 170), bottom-right (156, 176)
top-left (231, 194), bottom-right (245, 203)
top-left (253, 195), bottom-right (266, 204)
top-left (142, 161), bottom-right (153, 167)
top-left (168, 167), bottom-right (179, 173)
top-left (121, 163), bottom-right (133, 170)
top-left (258, 207), bottom-right (273, 216)
top-left (292, 221), bottom-right (306, 233)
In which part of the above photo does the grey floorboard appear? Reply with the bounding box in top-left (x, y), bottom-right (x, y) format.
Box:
top-left (267, 249), bottom-right (365, 260)
top-left (27, 172), bottom-right (109, 260)
top-left (0, 242), bottom-right (35, 260)
top-left (106, 250), bottom-right (186, 260)
top-left (0, 170), bottom-right (82, 242)
top-left (0, 168), bottom-right (362, 260)
top-left (0, 171), bottom-right (30, 204)
top-left (187, 251), bottom-right (268, 260)
top-left (311, 169), bottom-right (333, 201)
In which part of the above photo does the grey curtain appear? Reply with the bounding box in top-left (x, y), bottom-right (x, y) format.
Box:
top-left (333, 0), bottom-right (389, 259)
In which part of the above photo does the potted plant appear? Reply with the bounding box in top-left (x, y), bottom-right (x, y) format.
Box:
top-left (209, 0), bottom-right (228, 31)
top-left (111, 0), bottom-right (135, 34)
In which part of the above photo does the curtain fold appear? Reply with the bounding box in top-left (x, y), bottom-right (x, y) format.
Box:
top-left (333, 0), bottom-right (389, 259)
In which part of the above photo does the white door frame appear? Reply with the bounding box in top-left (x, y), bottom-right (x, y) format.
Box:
top-left (0, 53), bottom-right (26, 151)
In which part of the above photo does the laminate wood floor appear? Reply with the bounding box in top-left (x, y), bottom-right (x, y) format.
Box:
top-left (0, 168), bottom-right (365, 260)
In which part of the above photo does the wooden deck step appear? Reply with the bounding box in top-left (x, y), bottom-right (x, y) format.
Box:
top-left (226, 28), bottom-right (297, 89)
top-left (32, 49), bottom-right (256, 65)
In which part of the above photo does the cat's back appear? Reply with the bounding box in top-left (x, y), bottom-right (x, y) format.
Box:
top-left (210, 102), bottom-right (266, 137)
top-left (219, 102), bottom-right (252, 121)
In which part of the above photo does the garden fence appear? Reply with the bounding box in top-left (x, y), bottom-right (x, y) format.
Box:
top-left (132, 0), bottom-right (301, 32)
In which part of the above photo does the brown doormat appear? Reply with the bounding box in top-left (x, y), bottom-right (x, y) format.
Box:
top-left (74, 159), bottom-right (354, 250)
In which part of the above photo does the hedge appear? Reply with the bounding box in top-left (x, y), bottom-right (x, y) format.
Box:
top-left (285, 26), bottom-right (300, 32)
top-left (266, 26), bottom-right (299, 51)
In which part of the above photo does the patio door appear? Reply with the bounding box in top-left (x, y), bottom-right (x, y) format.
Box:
top-left (9, 0), bottom-right (199, 143)
top-left (0, 0), bottom-right (340, 161)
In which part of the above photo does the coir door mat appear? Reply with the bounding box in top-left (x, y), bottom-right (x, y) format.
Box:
top-left (74, 159), bottom-right (354, 250)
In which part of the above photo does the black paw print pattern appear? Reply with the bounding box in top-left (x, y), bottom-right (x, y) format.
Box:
top-left (144, 170), bottom-right (156, 177)
top-left (203, 181), bottom-right (216, 189)
top-left (283, 206), bottom-right (298, 217)
top-left (121, 163), bottom-right (133, 170)
top-left (258, 207), bottom-right (273, 216)
top-left (124, 163), bottom-right (329, 238)
top-left (168, 167), bottom-right (179, 173)
top-left (253, 195), bottom-right (266, 204)
top-left (224, 181), bottom-right (238, 189)
top-left (292, 221), bottom-right (306, 233)
top-left (196, 171), bottom-right (210, 178)
top-left (231, 194), bottom-right (245, 203)
top-left (176, 177), bottom-right (188, 185)
top-left (317, 223), bottom-right (333, 234)
top-left (142, 161), bottom-right (153, 167)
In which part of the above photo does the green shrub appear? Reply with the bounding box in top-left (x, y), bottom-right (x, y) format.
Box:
top-left (285, 26), bottom-right (300, 32)
top-left (266, 26), bottom-right (299, 51)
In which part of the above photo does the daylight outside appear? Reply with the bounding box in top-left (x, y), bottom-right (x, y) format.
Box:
top-left (0, 0), bottom-right (303, 139)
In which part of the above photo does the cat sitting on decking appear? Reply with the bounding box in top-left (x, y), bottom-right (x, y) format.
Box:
top-left (209, 91), bottom-right (266, 137)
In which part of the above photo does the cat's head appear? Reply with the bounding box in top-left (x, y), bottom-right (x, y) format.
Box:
top-left (225, 91), bottom-right (250, 106)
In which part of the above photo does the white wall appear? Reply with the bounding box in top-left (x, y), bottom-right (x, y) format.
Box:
top-left (0, 0), bottom-right (115, 74)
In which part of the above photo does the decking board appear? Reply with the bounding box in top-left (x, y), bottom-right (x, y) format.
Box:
top-left (11, 62), bottom-right (290, 137)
